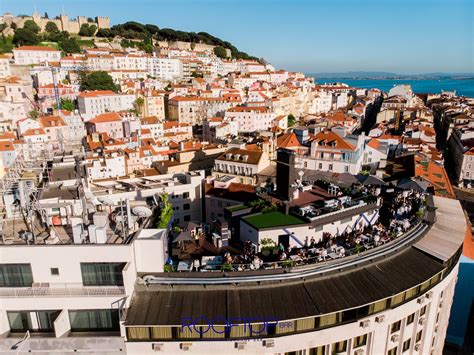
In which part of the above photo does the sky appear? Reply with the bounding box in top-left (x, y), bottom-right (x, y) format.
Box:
top-left (1, 0), bottom-right (473, 74)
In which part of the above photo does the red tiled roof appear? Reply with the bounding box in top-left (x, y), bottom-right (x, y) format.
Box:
top-left (89, 112), bottom-right (121, 124)
top-left (14, 46), bottom-right (59, 52)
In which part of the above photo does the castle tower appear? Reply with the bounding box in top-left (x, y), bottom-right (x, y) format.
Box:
top-left (95, 16), bottom-right (110, 29)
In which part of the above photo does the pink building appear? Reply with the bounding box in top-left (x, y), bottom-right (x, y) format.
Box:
top-left (87, 112), bottom-right (124, 139)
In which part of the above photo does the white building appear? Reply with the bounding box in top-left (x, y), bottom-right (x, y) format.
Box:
top-left (78, 91), bottom-right (135, 119)
top-left (298, 129), bottom-right (366, 174)
top-left (147, 57), bottom-right (183, 80)
top-left (225, 106), bottom-right (276, 133)
top-left (13, 46), bottom-right (61, 65)
top-left (0, 55), bottom-right (11, 78)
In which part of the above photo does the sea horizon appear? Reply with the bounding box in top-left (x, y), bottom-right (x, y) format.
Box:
top-left (306, 76), bottom-right (474, 98)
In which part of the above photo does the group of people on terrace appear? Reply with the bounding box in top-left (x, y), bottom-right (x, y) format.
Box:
top-left (171, 186), bottom-right (427, 272)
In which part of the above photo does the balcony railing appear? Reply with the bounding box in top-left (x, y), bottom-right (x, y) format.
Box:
top-left (0, 284), bottom-right (126, 298)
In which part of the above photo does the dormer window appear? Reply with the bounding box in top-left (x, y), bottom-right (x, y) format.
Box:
top-left (234, 154), bottom-right (241, 161)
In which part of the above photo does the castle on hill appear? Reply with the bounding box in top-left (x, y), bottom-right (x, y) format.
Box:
top-left (0, 11), bottom-right (110, 35)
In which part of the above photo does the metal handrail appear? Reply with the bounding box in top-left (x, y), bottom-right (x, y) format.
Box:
top-left (145, 221), bottom-right (428, 285)
top-left (0, 285), bottom-right (125, 298)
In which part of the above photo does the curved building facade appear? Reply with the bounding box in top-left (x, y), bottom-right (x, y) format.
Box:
top-left (123, 196), bottom-right (465, 355)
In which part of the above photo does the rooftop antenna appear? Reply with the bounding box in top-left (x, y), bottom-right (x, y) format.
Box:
top-left (61, 4), bottom-right (65, 15)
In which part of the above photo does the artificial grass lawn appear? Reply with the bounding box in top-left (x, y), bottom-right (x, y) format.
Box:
top-left (243, 211), bottom-right (306, 229)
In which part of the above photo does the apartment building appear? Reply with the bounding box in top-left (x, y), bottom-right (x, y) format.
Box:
top-left (78, 91), bottom-right (135, 119)
top-left (225, 106), bottom-right (277, 133)
top-left (297, 129), bottom-right (366, 174)
top-left (168, 96), bottom-right (230, 125)
top-left (12, 46), bottom-right (61, 65)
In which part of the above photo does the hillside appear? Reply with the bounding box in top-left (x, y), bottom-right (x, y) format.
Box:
top-left (0, 18), bottom-right (258, 61)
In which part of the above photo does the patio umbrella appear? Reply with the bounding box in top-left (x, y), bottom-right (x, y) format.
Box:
top-left (173, 230), bottom-right (193, 243)
top-left (397, 178), bottom-right (429, 192)
top-left (336, 173), bottom-right (359, 186)
top-left (356, 175), bottom-right (386, 186)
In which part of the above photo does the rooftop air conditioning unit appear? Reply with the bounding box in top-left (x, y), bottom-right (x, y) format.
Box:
top-left (425, 291), bottom-right (433, 299)
top-left (234, 342), bottom-right (246, 350)
top-left (354, 349), bottom-right (365, 355)
top-left (418, 317), bottom-right (426, 326)
top-left (414, 343), bottom-right (421, 351)
top-left (391, 334), bottom-right (400, 342)
top-left (152, 343), bottom-right (164, 352)
top-left (417, 297), bottom-right (425, 304)
top-left (262, 340), bottom-right (274, 348)
top-left (375, 315), bottom-right (385, 323)
top-left (360, 320), bottom-right (370, 328)
top-left (180, 343), bottom-right (192, 351)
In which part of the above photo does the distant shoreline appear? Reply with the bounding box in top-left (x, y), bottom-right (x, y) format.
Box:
top-left (307, 74), bottom-right (474, 81)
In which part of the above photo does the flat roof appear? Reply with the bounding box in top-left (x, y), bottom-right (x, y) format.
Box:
top-left (414, 196), bottom-right (466, 262)
top-left (125, 247), bottom-right (443, 326)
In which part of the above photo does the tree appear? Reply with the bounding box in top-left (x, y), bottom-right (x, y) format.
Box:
top-left (287, 114), bottom-right (297, 127)
top-left (213, 46), bottom-right (227, 58)
top-left (54, 98), bottom-right (75, 111)
top-left (45, 21), bottom-right (59, 33)
top-left (157, 193), bottom-right (173, 229)
top-left (133, 97), bottom-right (144, 116)
top-left (0, 35), bottom-right (14, 53)
top-left (79, 23), bottom-right (96, 36)
top-left (60, 37), bottom-right (81, 53)
top-left (80, 71), bottom-right (117, 92)
top-left (28, 109), bottom-right (40, 119)
top-left (10, 23), bottom-right (17, 30)
top-left (44, 12), bottom-right (49, 19)
top-left (23, 20), bottom-right (41, 34)
top-left (96, 28), bottom-right (115, 38)
top-left (13, 28), bottom-right (40, 46)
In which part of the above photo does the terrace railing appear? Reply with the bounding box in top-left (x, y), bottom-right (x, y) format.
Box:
top-left (0, 283), bottom-right (125, 298)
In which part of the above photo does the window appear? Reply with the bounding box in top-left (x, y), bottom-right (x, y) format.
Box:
top-left (69, 309), bottom-right (120, 332)
top-left (328, 164), bottom-right (333, 171)
top-left (369, 299), bottom-right (388, 314)
top-left (403, 339), bottom-right (411, 352)
top-left (387, 347), bottom-right (397, 355)
top-left (50, 268), bottom-right (59, 276)
top-left (420, 306), bottom-right (427, 317)
top-left (391, 320), bottom-right (401, 333)
top-left (407, 313), bottom-right (415, 325)
top-left (184, 215), bottom-right (190, 222)
top-left (331, 340), bottom-right (347, 354)
top-left (319, 163), bottom-right (323, 169)
top-left (353, 334), bottom-right (367, 348)
top-left (8, 311), bottom-right (61, 332)
top-left (344, 165), bottom-right (349, 173)
top-left (318, 312), bottom-right (341, 328)
top-left (183, 192), bottom-right (189, 199)
top-left (80, 263), bottom-right (125, 286)
top-left (309, 346), bottom-right (325, 355)
top-left (0, 264), bottom-right (33, 287)
top-left (416, 330), bottom-right (423, 343)
top-left (183, 203), bottom-right (190, 210)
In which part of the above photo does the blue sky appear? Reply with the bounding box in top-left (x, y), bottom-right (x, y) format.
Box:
top-left (2, 0), bottom-right (473, 74)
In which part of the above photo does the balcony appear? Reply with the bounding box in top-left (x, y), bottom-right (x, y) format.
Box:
top-left (0, 283), bottom-right (125, 297)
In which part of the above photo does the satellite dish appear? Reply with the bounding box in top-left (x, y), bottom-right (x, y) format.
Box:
top-left (132, 206), bottom-right (153, 218)
top-left (298, 170), bottom-right (304, 177)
